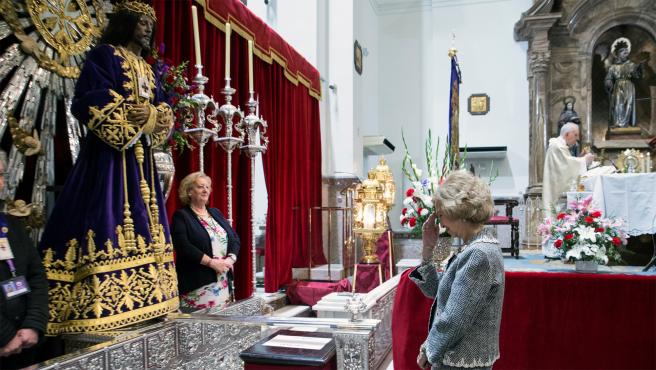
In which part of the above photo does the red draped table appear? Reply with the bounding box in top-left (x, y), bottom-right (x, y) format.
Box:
top-left (392, 269), bottom-right (656, 370)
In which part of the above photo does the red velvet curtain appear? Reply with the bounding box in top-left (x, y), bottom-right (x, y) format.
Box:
top-left (153, 0), bottom-right (325, 295)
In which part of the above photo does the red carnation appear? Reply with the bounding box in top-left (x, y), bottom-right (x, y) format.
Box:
top-left (612, 237), bottom-right (622, 247)
top-left (402, 208), bottom-right (407, 216)
top-left (401, 217), bottom-right (408, 225)
top-left (556, 212), bottom-right (566, 220)
top-left (595, 227), bottom-right (605, 233)
top-left (565, 233), bottom-right (574, 240)
top-left (554, 239), bottom-right (563, 248)
top-left (406, 188), bottom-right (415, 197)
top-left (409, 217), bottom-right (417, 227)
top-left (584, 216), bottom-right (594, 224)
top-left (417, 207), bottom-right (423, 214)
top-left (590, 211), bottom-right (602, 218)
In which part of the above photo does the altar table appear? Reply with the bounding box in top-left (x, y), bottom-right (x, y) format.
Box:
top-left (392, 268), bottom-right (656, 370)
top-left (583, 173), bottom-right (656, 236)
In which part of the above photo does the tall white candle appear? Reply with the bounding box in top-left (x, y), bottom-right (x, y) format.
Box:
top-left (225, 22), bottom-right (231, 78)
top-left (248, 40), bottom-right (254, 93)
top-left (255, 94), bottom-right (259, 117)
top-left (191, 6), bottom-right (202, 66)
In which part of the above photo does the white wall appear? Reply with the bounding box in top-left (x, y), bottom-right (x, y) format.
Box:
top-left (246, 0), bottom-right (317, 66)
top-left (246, 0), bottom-right (532, 230)
top-left (326, 2), bottom-right (356, 175)
top-left (245, 0), bottom-right (320, 234)
top-left (354, 1), bottom-right (380, 174)
top-left (377, 0), bottom-right (532, 228)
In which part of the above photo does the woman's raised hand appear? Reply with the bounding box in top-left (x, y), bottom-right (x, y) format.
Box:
top-left (422, 213), bottom-right (439, 262)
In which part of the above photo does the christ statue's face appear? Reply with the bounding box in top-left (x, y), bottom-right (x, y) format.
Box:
top-left (133, 15), bottom-right (154, 51)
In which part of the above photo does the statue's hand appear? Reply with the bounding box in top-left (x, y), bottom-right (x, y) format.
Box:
top-left (127, 104), bottom-right (150, 126)
top-left (604, 80), bottom-right (613, 92)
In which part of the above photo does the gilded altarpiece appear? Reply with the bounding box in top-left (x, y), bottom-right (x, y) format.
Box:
top-left (516, 0), bottom-right (656, 245)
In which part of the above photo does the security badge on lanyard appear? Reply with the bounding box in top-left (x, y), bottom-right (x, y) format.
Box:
top-left (0, 217), bottom-right (30, 300)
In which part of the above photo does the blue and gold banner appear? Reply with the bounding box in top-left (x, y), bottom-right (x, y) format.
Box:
top-left (448, 51), bottom-right (462, 162)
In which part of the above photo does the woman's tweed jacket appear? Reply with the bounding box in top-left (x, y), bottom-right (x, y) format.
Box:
top-left (410, 232), bottom-right (505, 368)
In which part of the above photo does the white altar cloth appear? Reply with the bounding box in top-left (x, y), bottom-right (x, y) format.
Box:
top-left (583, 173), bottom-right (656, 236)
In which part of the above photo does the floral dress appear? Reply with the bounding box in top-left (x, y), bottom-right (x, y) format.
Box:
top-left (180, 214), bottom-right (230, 309)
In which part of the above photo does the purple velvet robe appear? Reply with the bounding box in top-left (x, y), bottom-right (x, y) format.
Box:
top-left (38, 44), bottom-right (179, 334)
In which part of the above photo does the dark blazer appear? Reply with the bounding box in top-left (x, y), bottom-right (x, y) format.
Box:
top-left (0, 214), bottom-right (48, 369)
top-left (171, 206), bottom-right (240, 295)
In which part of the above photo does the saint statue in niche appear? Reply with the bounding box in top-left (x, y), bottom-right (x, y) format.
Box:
top-left (604, 37), bottom-right (645, 128)
top-left (557, 97), bottom-right (581, 156)
top-left (557, 97), bottom-right (581, 130)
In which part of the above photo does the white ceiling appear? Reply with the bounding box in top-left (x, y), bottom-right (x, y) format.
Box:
top-left (368, 0), bottom-right (511, 15)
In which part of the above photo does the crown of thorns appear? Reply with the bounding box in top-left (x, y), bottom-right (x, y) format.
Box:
top-left (115, 0), bottom-right (156, 21)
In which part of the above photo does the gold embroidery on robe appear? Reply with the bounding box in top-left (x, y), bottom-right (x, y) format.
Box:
top-left (42, 224), bottom-right (179, 334)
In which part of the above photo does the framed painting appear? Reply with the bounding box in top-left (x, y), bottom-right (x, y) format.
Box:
top-left (354, 40), bottom-right (363, 75)
top-left (468, 93), bottom-right (490, 115)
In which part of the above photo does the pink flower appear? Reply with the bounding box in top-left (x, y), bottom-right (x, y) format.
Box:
top-left (581, 195), bottom-right (593, 208)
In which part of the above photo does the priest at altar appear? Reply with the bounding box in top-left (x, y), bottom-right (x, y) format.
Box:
top-left (542, 122), bottom-right (595, 214)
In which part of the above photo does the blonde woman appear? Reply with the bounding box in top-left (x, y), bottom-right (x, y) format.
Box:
top-left (171, 172), bottom-right (240, 309)
top-left (412, 170), bottom-right (505, 370)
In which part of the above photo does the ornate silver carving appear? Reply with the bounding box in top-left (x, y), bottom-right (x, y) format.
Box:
top-left (369, 290), bottom-right (394, 369)
top-left (0, 21), bottom-right (11, 41)
top-left (152, 148), bottom-right (175, 201)
top-left (37, 288), bottom-right (398, 370)
top-left (108, 340), bottom-right (145, 370)
top-left (145, 328), bottom-right (176, 368)
top-left (345, 294), bottom-right (368, 321)
top-left (60, 352), bottom-right (107, 370)
top-left (208, 296), bottom-right (272, 316)
top-left (0, 44), bottom-right (24, 81)
top-left (64, 92), bottom-right (83, 163)
top-left (334, 332), bottom-right (372, 370)
top-left (177, 321), bottom-right (204, 357)
top-left (0, 56), bottom-right (36, 140)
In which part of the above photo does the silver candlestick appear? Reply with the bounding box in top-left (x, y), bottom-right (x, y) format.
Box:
top-left (185, 64), bottom-right (218, 173)
top-left (215, 77), bottom-right (245, 226)
top-left (240, 93), bottom-right (268, 294)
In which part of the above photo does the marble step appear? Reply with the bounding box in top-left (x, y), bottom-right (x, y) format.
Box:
top-left (292, 264), bottom-right (344, 281)
top-left (273, 305), bottom-right (311, 318)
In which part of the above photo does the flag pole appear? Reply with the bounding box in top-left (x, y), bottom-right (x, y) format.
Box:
top-left (448, 46), bottom-right (461, 165)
